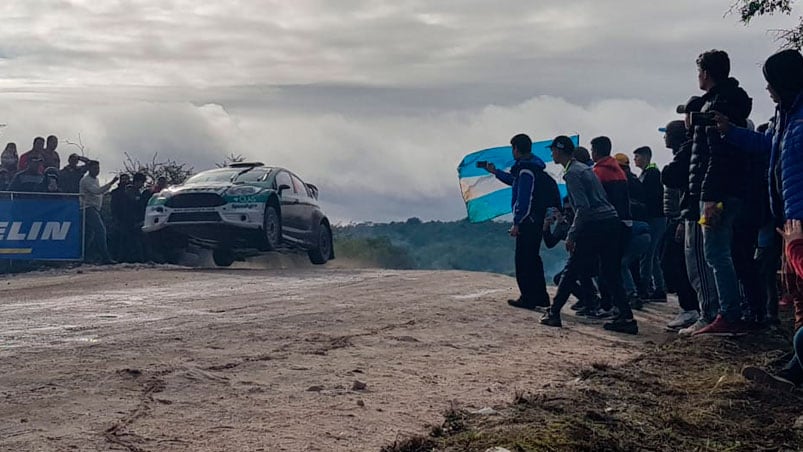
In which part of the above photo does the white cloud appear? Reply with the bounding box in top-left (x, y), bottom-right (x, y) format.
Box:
top-left (0, 93), bottom-right (684, 222)
top-left (0, 0), bottom-right (797, 221)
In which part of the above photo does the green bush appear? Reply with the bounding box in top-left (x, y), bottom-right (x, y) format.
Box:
top-left (333, 218), bottom-right (568, 277)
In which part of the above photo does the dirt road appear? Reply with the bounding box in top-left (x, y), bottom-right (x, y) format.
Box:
top-left (0, 264), bottom-right (674, 451)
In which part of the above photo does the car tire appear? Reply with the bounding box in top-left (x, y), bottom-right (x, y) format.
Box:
top-left (212, 249), bottom-right (235, 267)
top-left (262, 205), bottom-right (282, 251)
top-left (308, 223), bottom-right (332, 265)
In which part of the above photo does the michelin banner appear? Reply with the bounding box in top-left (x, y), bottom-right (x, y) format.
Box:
top-left (0, 195), bottom-right (83, 260)
top-left (457, 135), bottom-right (578, 223)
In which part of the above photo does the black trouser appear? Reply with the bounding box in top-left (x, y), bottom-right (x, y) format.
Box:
top-left (554, 268), bottom-right (599, 306)
top-left (756, 232), bottom-right (782, 322)
top-left (732, 221), bottom-right (764, 321)
top-left (662, 220), bottom-right (699, 311)
top-left (116, 222), bottom-right (145, 263)
top-left (515, 220), bottom-right (549, 305)
top-left (551, 219), bottom-right (632, 320)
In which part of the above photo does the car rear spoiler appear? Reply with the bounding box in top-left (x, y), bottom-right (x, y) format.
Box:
top-left (306, 183), bottom-right (319, 200)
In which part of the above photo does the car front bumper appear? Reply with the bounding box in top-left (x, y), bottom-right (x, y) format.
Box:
top-left (143, 204), bottom-right (265, 234)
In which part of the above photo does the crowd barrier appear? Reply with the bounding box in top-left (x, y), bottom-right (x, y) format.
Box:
top-left (0, 192), bottom-right (84, 261)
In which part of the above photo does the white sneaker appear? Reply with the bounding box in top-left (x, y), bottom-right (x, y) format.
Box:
top-left (667, 310), bottom-right (700, 330)
top-left (678, 318), bottom-right (709, 336)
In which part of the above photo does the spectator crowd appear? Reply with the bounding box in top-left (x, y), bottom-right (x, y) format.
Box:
top-left (0, 135), bottom-right (167, 265)
top-left (488, 48), bottom-right (803, 391)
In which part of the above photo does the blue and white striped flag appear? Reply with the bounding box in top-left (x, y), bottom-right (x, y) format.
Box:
top-left (457, 135), bottom-right (578, 223)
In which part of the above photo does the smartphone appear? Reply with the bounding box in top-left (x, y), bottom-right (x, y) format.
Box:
top-left (476, 161), bottom-right (489, 169)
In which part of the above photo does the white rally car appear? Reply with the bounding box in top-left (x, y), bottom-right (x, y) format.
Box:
top-left (143, 163), bottom-right (334, 267)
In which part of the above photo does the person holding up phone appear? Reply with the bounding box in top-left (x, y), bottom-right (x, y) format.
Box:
top-left (481, 134), bottom-right (561, 310)
top-left (684, 49), bottom-right (753, 336)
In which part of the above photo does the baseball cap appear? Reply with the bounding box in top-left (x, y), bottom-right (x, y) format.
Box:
top-left (659, 120), bottom-right (687, 135)
top-left (614, 153), bottom-right (630, 166)
top-left (546, 135), bottom-right (575, 152)
top-left (676, 96), bottom-right (704, 114)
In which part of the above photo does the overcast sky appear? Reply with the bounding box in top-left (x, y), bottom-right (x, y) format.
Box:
top-left (0, 1), bottom-right (796, 222)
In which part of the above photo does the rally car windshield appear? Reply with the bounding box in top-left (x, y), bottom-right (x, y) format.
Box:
top-left (185, 168), bottom-right (272, 184)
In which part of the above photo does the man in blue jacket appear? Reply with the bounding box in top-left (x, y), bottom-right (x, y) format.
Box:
top-left (485, 133), bottom-right (561, 310)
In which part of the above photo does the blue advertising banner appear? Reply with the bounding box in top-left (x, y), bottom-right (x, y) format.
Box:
top-left (0, 195), bottom-right (83, 260)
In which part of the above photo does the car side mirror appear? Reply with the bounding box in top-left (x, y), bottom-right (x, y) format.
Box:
top-left (278, 184), bottom-right (291, 194)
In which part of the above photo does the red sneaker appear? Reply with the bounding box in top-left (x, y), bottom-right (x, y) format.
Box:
top-left (692, 314), bottom-right (748, 337)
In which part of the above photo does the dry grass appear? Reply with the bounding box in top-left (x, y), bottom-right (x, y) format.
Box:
top-left (383, 323), bottom-right (803, 452)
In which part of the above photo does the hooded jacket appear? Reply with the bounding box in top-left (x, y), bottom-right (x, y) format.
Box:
top-left (624, 169), bottom-right (648, 221)
top-left (564, 160), bottom-right (619, 242)
top-left (593, 156), bottom-right (631, 220)
top-left (662, 139), bottom-right (704, 220)
top-left (689, 77), bottom-right (753, 202)
top-left (639, 164), bottom-right (664, 218)
top-left (726, 93), bottom-right (803, 221)
top-left (493, 155), bottom-right (561, 226)
top-left (662, 143), bottom-right (686, 219)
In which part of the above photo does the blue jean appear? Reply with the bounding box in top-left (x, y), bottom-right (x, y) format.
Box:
top-left (84, 207), bottom-right (112, 263)
top-left (639, 217), bottom-right (667, 295)
top-left (623, 232), bottom-right (651, 297)
top-left (781, 328), bottom-right (803, 385)
top-left (700, 199), bottom-right (742, 323)
top-left (685, 220), bottom-right (719, 322)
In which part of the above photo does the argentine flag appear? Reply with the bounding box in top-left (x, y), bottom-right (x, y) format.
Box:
top-left (457, 135), bottom-right (579, 223)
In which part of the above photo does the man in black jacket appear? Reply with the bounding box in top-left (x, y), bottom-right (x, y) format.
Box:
top-left (688, 50), bottom-right (753, 336)
top-left (633, 146), bottom-right (667, 302)
top-left (59, 153), bottom-right (90, 194)
top-left (664, 97), bottom-right (722, 335)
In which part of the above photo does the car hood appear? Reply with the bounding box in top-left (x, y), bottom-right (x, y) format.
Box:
top-left (166, 182), bottom-right (240, 195)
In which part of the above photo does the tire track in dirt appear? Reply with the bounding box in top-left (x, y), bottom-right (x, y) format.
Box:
top-left (104, 373), bottom-right (166, 452)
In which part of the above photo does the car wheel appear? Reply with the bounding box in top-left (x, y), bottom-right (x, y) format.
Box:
top-left (212, 249), bottom-right (235, 267)
top-left (308, 223), bottom-right (332, 265)
top-left (262, 205), bottom-right (282, 251)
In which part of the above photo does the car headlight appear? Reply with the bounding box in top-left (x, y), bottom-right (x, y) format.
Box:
top-left (226, 186), bottom-right (260, 196)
